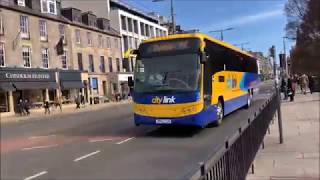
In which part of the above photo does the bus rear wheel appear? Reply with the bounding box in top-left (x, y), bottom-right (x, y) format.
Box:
top-left (245, 90), bottom-right (253, 109)
top-left (213, 100), bottom-right (224, 126)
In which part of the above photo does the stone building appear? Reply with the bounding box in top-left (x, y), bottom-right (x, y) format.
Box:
top-left (0, 0), bottom-right (122, 117)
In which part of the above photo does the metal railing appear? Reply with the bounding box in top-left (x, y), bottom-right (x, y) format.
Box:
top-left (189, 91), bottom-right (280, 180)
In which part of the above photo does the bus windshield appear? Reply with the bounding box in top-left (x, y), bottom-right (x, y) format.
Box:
top-left (134, 53), bottom-right (200, 93)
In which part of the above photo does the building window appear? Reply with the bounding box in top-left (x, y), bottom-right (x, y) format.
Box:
top-left (0, 16), bottom-right (3, 35)
top-left (17, 0), bottom-right (25, 6)
top-left (128, 18), bottom-right (132, 32)
top-left (100, 56), bottom-right (105, 73)
top-left (89, 54), bottom-right (94, 72)
top-left (91, 78), bottom-right (98, 90)
top-left (108, 57), bottom-right (113, 72)
top-left (20, 15), bottom-right (29, 38)
top-left (59, 24), bottom-right (66, 43)
top-left (121, 15), bottom-right (126, 30)
top-left (77, 53), bottom-right (83, 71)
top-left (0, 43), bottom-right (5, 67)
top-left (145, 24), bottom-right (150, 37)
top-left (22, 46), bottom-right (31, 68)
top-left (75, 29), bottom-right (81, 44)
top-left (135, 38), bottom-right (139, 49)
top-left (39, 20), bottom-right (47, 41)
top-left (98, 35), bottom-right (103, 48)
top-left (87, 32), bottom-right (92, 46)
top-left (116, 58), bottom-right (120, 72)
top-left (41, 48), bottom-right (49, 68)
top-left (140, 22), bottom-right (145, 36)
top-left (106, 37), bottom-right (111, 48)
top-left (41, 0), bottom-right (57, 15)
top-left (133, 20), bottom-right (138, 34)
top-left (150, 26), bottom-right (154, 37)
top-left (114, 38), bottom-right (118, 48)
top-left (123, 35), bottom-right (128, 52)
top-left (61, 50), bottom-right (67, 69)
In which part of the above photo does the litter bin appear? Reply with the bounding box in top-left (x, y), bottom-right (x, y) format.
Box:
top-left (94, 97), bottom-right (99, 104)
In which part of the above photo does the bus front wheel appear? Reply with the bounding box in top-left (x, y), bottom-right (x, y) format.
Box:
top-left (213, 100), bottom-right (224, 126)
top-left (245, 90), bottom-right (253, 109)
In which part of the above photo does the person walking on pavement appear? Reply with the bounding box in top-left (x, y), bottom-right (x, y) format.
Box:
top-left (300, 74), bottom-right (309, 95)
top-left (308, 75), bottom-right (314, 94)
top-left (24, 99), bottom-right (30, 115)
top-left (18, 99), bottom-right (25, 116)
top-left (281, 78), bottom-right (288, 100)
top-left (44, 101), bottom-right (50, 114)
top-left (80, 94), bottom-right (85, 107)
top-left (287, 76), bottom-right (296, 102)
top-left (75, 95), bottom-right (81, 109)
top-left (54, 96), bottom-right (62, 112)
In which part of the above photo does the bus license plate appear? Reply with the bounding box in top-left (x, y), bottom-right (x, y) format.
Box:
top-left (156, 119), bottom-right (172, 124)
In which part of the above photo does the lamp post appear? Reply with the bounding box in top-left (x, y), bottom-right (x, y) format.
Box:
top-left (153, 0), bottom-right (175, 34)
top-left (234, 42), bottom-right (250, 51)
top-left (209, 27), bottom-right (234, 41)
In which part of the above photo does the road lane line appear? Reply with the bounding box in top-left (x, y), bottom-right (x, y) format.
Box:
top-left (116, 137), bottom-right (135, 145)
top-left (21, 144), bottom-right (58, 151)
top-left (29, 135), bottom-right (56, 139)
top-left (74, 150), bottom-right (100, 162)
top-left (24, 171), bottom-right (47, 180)
top-left (89, 138), bottom-right (114, 143)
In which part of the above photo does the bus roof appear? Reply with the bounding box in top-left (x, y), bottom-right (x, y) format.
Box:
top-left (142, 33), bottom-right (254, 58)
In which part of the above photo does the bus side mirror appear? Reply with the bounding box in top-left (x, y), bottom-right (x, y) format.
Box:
top-left (200, 52), bottom-right (207, 64)
top-left (128, 77), bottom-right (134, 87)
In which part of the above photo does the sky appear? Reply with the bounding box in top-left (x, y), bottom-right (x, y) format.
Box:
top-left (125, 0), bottom-right (295, 57)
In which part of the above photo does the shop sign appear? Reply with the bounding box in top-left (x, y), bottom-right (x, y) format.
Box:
top-left (0, 71), bottom-right (55, 82)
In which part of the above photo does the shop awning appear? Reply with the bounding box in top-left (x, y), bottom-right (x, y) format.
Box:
top-left (12, 82), bottom-right (58, 90)
top-left (0, 82), bottom-right (15, 91)
top-left (61, 81), bottom-right (84, 89)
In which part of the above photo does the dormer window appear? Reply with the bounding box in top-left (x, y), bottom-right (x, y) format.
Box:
top-left (17, 0), bottom-right (25, 7)
top-left (41, 0), bottom-right (57, 15)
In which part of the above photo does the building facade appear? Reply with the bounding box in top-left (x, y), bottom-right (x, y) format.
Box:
top-left (109, 0), bottom-right (168, 72)
top-left (0, 0), bottom-right (122, 117)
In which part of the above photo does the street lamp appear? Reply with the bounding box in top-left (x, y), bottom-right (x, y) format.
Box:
top-left (153, 0), bottom-right (175, 34)
top-left (209, 27), bottom-right (234, 41)
top-left (234, 42), bottom-right (250, 51)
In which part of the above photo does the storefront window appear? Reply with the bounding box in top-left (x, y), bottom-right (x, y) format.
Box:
top-left (0, 91), bottom-right (9, 112)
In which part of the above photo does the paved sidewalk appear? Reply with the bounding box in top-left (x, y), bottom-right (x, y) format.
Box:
top-left (0, 100), bottom-right (132, 124)
top-left (247, 92), bottom-right (320, 180)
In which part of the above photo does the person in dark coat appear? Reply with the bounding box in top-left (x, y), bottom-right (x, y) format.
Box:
top-left (287, 76), bottom-right (296, 102)
top-left (75, 96), bottom-right (81, 109)
top-left (308, 75), bottom-right (314, 94)
top-left (24, 99), bottom-right (31, 115)
top-left (18, 99), bottom-right (25, 116)
top-left (281, 78), bottom-right (288, 100)
top-left (44, 101), bottom-right (50, 114)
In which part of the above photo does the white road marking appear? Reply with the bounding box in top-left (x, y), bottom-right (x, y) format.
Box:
top-left (24, 171), bottom-right (47, 180)
top-left (116, 137), bottom-right (135, 145)
top-left (73, 150), bottom-right (100, 162)
top-left (29, 135), bottom-right (56, 139)
top-left (21, 144), bottom-right (58, 151)
top-left (89, 138), bottom-right (114, 143)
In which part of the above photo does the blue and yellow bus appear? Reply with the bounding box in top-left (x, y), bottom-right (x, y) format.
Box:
top-left (129, 33), bottom-right (259, 127)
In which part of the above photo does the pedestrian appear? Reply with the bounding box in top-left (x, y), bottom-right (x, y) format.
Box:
top-left (75, 96), bottom-right (81, 109)
top-left (308, 75), bottom-right (314, 94)
top-left (287, 76), bottom-right (296, 102)
top-left (24, 99), bottom-right (30, 115)
top-left (44, 101), bottom-right (50, 114)
top-left (80, 94), bottom-right (85, 107)
top-left (281, 78), bottom-right (288, 100)
top-left (54, 96), bottom-right (62, 112)
top-left (18, 99), bottom-right (25, 116)
top-left (300, 74), bottom-right (309, 95)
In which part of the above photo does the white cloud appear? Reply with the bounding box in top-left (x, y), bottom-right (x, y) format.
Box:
top-left (204, 9), bottom-right (283, 31)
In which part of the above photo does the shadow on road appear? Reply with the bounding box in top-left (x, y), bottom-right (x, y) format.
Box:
top-left (144, 126), bottom-right (203, 138)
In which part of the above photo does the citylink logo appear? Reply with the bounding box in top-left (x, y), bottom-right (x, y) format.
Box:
top-left (151, 96), bottom-right (176, 104)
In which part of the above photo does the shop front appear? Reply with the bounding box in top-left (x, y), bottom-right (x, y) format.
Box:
top-left (108, 72), bottom-right (133, 99)
top-left (0, 68), bottom-right (58, 115)
top-left (59, 70), bottom-right (85, 104)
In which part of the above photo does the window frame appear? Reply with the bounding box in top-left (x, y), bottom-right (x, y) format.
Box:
top-left (89, 54), bottom-right (94, 72)
top-left (0, 15), bottom-right (4, 35)
top-left (39, 19), bottom-right (48, 41)
top-left (41, 0), bottom-right (57, 15)
top-left (20, 15), bottom-right (29, 39)
top-left (22, 46), bottom-right (31, 68)
top-left (17, 0), bottom-right (25, 6)
top-left (98, 35), bottom-right (103, 48)
top-left (0, 42), bottom-right (5, 67)
top-left (61, 50), bottom-right (68, 69)
top-left (106, 37), bottom-right (111, 49)
top-left (100, 56), bottom-right (106, 73)
top-left (87, 32), bottom-right (92, 46)
top-left (59, 24), bottom-right (66, 44)
top-left (41, 48), bottom-right (49, 69)
top-left (116, 58), bottom-right (120, 72)
top-left (75, 29), bottom-right (81, 44)
top-left (108, 57), bottom-right (113, 72)
top-left (77, 53), bottom-right (83, 71)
